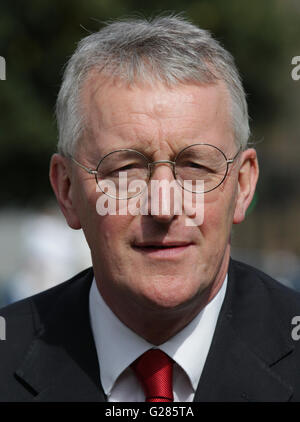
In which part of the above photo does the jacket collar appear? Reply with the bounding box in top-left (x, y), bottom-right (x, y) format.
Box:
top-left (15, 268), bottom-right (106, 402)
top-left (194, 259), bottom-right (294, 402)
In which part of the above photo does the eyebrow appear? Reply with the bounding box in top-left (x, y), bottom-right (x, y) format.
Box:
top-left (94, 139), bottom-right (155, 160)
top-left (96, 145), bottom-right (181, 163)
top-left (93, 137), bottom-right (211, 162)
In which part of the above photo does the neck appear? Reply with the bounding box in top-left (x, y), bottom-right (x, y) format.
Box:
top-left (98, 276), bottom-right (228, 345)
top-left (95, 249), bottom-right (230, 345)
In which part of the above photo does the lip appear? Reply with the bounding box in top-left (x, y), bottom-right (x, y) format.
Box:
top-left (132, 242), bottom-right (194, 258)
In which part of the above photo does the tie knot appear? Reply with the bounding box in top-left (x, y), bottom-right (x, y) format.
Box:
top-left (131, 349), bottom-right (174, 402)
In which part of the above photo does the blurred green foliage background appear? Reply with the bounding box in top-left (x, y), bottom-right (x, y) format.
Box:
top-left (0, 0), bottom-right (299, 258)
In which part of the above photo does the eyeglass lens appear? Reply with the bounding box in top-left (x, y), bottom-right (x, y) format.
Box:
top-left (96, 145), bottom-right (229, 198)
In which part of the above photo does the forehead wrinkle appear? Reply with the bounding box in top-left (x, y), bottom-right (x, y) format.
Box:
top-left (81, 76), bottom-right (234, 162)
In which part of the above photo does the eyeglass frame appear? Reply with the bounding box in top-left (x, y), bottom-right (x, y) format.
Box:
top-left (69, 143), bottom-right (242, 198)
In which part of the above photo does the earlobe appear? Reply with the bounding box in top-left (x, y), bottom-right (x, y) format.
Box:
top-left (233, 149), bottom-right (259, 225)
top-left (49, 154), bottom-right (82, 229)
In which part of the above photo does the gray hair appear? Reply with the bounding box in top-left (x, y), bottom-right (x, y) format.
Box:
top-left (56, 15), bottom-right (250, 157)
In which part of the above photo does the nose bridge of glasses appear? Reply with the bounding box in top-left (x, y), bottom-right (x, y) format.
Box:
top-left (148, 160), bottom-right (176, 179)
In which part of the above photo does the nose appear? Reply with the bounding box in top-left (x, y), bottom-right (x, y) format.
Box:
top-left (149, 160), bottom-right (176, 181)
top-left (147, 161), bottom-right (181, 224)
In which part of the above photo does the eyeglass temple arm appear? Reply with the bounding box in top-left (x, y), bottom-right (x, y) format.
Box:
top-left (226, 145), bottom-right (242, 164)
top-left (70, 157), bottom-right (98, 175)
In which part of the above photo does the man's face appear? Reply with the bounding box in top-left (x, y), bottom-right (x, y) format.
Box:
top-left (52, 76), bottom-right (257, 315)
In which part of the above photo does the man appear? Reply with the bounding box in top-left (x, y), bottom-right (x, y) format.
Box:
top-left (1, 15), bottom-right (300, 402)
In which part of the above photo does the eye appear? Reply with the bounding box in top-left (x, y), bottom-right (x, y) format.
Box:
top-left (117, 164), bottom-right (137, 171)
top-left (103, 162), bottom-right (146, 179)
top-left (187, 162), bottom-right (206, 169)
top-left (180, 160), bottom-right (208, 171)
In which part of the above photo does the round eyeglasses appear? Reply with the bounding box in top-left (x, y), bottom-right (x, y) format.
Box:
top-left (70, 143), bottom-right (242, 199)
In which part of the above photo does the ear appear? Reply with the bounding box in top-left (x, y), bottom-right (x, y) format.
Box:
top-left (233, 148), bottom-right (259, 224)
top-left (49, 154), bottom-right (82, 229)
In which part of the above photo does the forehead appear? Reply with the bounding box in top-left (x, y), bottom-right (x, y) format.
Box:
top-left (80, 73), bottom-right (234, 157)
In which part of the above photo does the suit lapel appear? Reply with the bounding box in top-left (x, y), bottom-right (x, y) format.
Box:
top-left (194, 317), bottom-right (293, 401)
top-left (194, 259), bottom-right (294, 402)
top-left (15, 269), bottom-right (106, 402)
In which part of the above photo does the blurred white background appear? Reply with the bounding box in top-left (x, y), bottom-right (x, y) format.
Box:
top-left (0, 203), bottom-right (91, 306)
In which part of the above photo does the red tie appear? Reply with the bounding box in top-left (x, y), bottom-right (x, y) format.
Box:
top-left (131, 349), bottom-right (174, 402)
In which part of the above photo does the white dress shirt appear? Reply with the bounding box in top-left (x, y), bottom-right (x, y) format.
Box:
top-left (89, 275), bottom-right (227, 402)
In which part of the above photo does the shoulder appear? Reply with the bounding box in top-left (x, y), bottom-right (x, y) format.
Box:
top-left (0, 267), bottom-right (93, 321)
top-left (0, 267), bottom-right (93, 365)
top-left (230, 258), bottom-right (300, 309)
top-left (0, 268), bottom-right (94, 401)
top-left (228, 259), bottom-right (300, 348)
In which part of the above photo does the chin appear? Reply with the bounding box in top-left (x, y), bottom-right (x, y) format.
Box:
top-left (138, 278), bottom-right (204, 312)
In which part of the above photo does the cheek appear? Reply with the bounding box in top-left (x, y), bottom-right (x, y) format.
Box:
top-left (91, 214), bottom-right (142, 290)
top-left (89, 214), bottom-right (133, 264)
top-left (98, 215), bottom-right (129, 243)
top-left (201, 189), bottom-right (237, 240)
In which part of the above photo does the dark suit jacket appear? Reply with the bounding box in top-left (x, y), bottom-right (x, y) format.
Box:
top-left (1, 259), bottom-right (300, 402)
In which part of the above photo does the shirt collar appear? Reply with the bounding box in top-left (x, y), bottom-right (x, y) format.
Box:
top-left (89, 275), bottom-right (227, 395)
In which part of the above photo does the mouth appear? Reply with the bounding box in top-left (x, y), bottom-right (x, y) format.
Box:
top-left (132, 242), bottom-right (194, 258)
